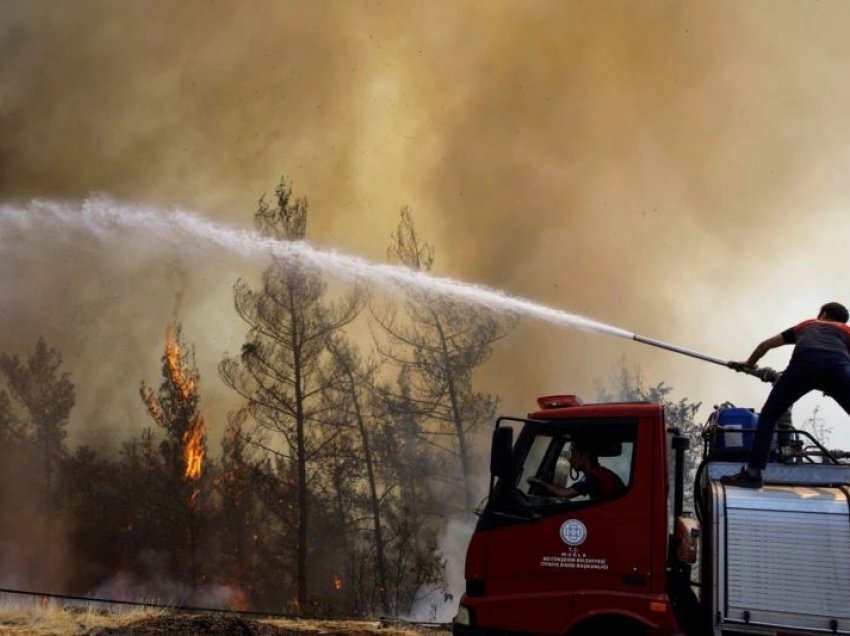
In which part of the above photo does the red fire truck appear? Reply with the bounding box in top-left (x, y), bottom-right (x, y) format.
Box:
top-left (453, 394), bottom-right (850, 636)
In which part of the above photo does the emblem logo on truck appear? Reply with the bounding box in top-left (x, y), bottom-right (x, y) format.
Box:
top-left (560, 519), bottom-right (587, 546)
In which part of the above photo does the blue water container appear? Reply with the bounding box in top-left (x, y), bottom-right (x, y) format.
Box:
top-left (710, 407), bottom-right (759, 459)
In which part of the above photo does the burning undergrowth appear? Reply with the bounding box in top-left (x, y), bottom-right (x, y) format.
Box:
top-left (89, 551), bottom-right (245, 611)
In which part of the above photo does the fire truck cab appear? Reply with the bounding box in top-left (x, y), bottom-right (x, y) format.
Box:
top-left (453, 395), bottom-right (850, 636)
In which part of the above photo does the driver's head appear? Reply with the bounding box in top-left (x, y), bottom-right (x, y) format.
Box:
top-left (569, 438), bottom-right (599, 471)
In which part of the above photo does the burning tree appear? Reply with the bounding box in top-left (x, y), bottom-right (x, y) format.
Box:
top-left (139, 324), bottom-right (207, 591)
top-left (219, 179), bottom-right (362, 610)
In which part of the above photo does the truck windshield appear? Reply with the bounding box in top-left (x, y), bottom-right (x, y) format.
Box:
top-left (515, 422), bottom-right (636, 506)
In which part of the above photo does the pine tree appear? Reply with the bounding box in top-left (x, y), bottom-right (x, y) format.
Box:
top-left (374, 208), bottom-right (517, 511)
top-left (219, 178), bottom-right (361, 609)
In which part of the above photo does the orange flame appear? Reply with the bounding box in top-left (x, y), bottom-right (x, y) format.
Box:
top-left (163, 327), bottom-right (205, 505)
top-left (166, 328), bottom-right (196, 400)
top-left (183, 415), bottom-right (205, 481)
top-left (333, 575), bottom-right (342, 591)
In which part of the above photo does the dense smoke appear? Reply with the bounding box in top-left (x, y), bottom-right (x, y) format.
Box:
top-left (3, 3), bottom-right (850, 427)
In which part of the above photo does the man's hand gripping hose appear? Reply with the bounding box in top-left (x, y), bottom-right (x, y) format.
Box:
top-left (728, 361), bottom-right (780, 384)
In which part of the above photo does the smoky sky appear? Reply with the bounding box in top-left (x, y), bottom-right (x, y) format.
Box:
top-left (3, 0), bottom-right (850, 449)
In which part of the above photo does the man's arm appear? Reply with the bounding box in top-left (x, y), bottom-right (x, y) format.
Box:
top-left (527, 476), bottom-right (580, 499)
top-left (730, 334), bottom-right (787, 370)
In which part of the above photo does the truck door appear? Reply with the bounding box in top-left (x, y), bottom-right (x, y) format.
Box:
top-left (482, 419), bottom-right (655, 634)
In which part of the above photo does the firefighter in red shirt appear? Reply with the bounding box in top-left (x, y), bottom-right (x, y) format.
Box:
top-left (528, 438), bottom-right (625, 500)
top-left (723, 301), bottom-right (850, 488)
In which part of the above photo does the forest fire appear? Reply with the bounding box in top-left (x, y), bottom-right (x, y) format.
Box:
top-left (141, 327), bottom-right (207, 506)
top-left (164, 328), bottom-right (206, 498)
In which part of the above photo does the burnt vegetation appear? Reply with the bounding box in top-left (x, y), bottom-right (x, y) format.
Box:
top-left (0, 179), bottom-right (517, 618)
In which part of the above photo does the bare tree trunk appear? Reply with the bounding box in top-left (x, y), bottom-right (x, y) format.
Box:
top-left (434, 318), bottom-right (474, 511)
top-left (188, 506), bottom-right (198, 592)
top-left (294, 346), bottom-right (309, 611)
top-left (344, 367), bottom-right (390, 614)
top-left (44, 443), bottom-right (54, 587)
top-left (296, 418), bottom-right (308, 610)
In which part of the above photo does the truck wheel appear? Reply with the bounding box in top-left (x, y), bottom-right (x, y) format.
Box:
top-left (569, 616), bottom-right (649, 635)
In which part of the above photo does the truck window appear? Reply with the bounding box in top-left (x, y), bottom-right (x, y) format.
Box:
top-left (518, 435), bottom-right (554, 491)
top-left (516, 424), bottom-right (636, 507)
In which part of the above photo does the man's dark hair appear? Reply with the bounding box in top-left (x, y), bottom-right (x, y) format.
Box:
top-left (820, 302), bottom-right (849, 323)
top-left (570, 438), bottom-right (596, 455)
top-left (570, 437), bottom-right (608, 460)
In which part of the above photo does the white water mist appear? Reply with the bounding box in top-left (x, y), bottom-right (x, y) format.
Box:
top-left (0, 197), bottom-right (635, 340)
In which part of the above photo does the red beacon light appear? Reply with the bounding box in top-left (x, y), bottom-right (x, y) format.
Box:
top-left (536, 394), bottom-right (583, 409)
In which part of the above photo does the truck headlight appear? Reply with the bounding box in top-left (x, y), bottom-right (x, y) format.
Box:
top-left (454, 605), bottom-right (472, 626)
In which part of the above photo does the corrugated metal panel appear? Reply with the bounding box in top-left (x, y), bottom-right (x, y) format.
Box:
top-left (720, 485), bottom-right (850, 633)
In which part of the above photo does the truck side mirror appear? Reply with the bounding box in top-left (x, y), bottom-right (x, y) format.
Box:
top-left (491, 426), bottom-right (514, 478)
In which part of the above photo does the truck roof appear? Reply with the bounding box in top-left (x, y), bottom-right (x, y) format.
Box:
top-left (527, 401), bottom-right (664, 421)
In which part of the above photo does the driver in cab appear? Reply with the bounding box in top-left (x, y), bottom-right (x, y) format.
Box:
top-left (527, 438), bottom-right (625, 500)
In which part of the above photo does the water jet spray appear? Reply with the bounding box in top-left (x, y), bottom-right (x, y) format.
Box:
top-left (0, 197), bottom-right (778, 382)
